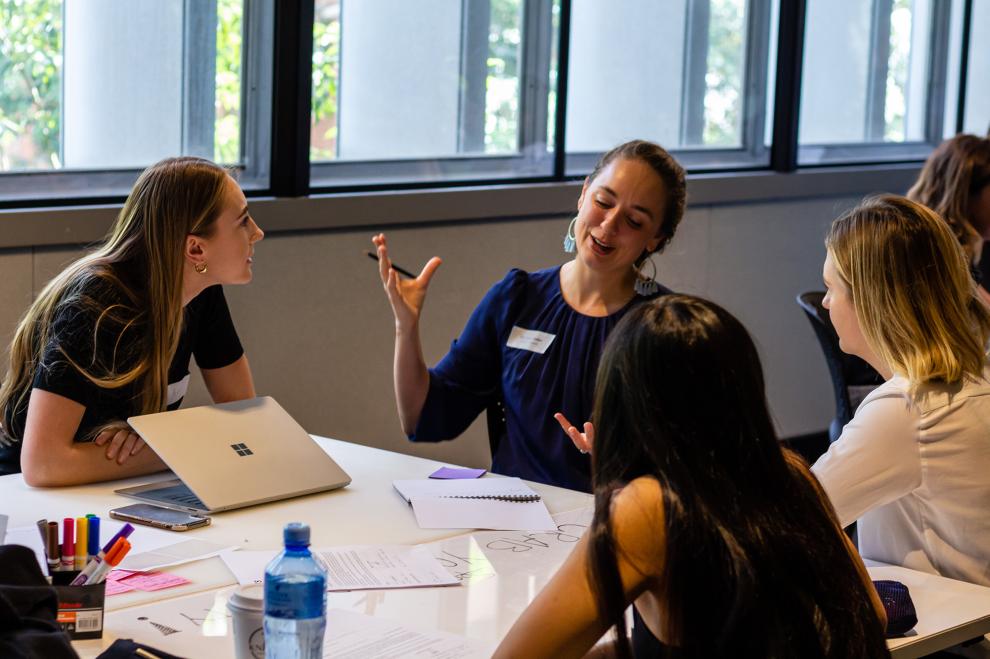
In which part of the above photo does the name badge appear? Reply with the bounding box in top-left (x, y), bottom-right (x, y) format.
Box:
top-left (166, 373), bottom-right (191, 406)
top-left (506, 326), bottom-right (556, 354)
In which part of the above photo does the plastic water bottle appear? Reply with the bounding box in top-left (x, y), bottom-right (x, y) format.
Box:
top-left (264, 523), bottom-right (327, 659)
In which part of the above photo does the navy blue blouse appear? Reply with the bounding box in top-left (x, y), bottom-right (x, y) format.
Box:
top-left (410, 266), bottom-right (666, 491)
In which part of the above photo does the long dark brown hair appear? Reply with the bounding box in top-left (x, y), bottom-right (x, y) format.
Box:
top-left (907, 133), bottom-right (990, 261)
top-left (587, 295), bottom-right (889, 658)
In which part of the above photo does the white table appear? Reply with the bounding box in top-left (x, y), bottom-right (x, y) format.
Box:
top-left (868, 560), bottom-right (990, 658)
top-left (2, 437), bottom-right (592, 656)
top-left (4, 438), bottom-right (990, 658)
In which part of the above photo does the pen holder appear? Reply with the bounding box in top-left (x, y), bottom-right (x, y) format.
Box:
top-left (51, 570), bottom-right (107, 640)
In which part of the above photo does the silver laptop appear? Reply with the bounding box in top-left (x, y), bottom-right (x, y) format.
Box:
top-left (116, 396), bottom-right (351, 513)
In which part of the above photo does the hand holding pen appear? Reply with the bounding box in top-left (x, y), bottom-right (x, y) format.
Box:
top-left (371, 233), bottom-right (442, 332)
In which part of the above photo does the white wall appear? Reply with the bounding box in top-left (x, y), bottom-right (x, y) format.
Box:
top-left (1, 191), bottom-right (862, 470)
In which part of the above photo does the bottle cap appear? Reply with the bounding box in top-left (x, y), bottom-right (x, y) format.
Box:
top-left (283, 522), bottom-right (310, 546)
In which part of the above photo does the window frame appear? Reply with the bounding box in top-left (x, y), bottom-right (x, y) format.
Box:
top-left (0, 0), bottom-right (982, 217)
top-left (0, 0), bottom-right (273, 208)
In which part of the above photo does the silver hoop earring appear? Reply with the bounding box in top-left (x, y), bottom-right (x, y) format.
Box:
top-left (634, 256), bottom-right (659, 296)
top-left (563, 216), bottom-right (578, 253)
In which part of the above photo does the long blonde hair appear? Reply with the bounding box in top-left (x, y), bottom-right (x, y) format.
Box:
top-left (907, 133), bottom-right (990, 262)
top-left (0, 157), bottom-right (230, 444)
top-left (826, 194), bottom-right (990, 387)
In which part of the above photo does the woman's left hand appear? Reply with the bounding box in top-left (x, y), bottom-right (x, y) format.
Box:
top-left (94, 428), bottom-right (147, 465)
top-left (554, 413), bottom-right (594, 454)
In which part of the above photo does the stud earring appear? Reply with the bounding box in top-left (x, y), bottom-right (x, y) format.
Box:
top-left (194, 262), bottom-right (208, 274)
top-left (563, 216), bottom-right (578, 253)
top-left (634, 256), bottom-right (659, 296)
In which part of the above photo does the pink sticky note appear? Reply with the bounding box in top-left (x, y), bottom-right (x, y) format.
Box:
top-left (429, 466), bottom-right (487, 479)
top-left (123, 571), bottom-right (191, 592)
top-left (107, 569), bottom-right (138, 582)
top-left (105, 579), bottom-right (137, 596)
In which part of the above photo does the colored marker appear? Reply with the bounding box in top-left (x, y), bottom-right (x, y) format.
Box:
top-left (36, 518), bottom-right (48, 546)
top-left (46, 521), bottom-right (60, 575)
top-left (90, 538), bottom-right (131, 585)
top-left (70, 523), bottom-right (134, 585)
top-left (60, 518), bottom-right (74, 571)
top-left (87, 516), bottom-right (100, 562)
top-left (74, 516), bottom-right (88, 570)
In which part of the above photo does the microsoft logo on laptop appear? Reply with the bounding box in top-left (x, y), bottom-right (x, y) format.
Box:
top-left (231, 443), bottom-right (254, 457)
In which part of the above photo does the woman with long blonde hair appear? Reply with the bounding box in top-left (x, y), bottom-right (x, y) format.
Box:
top-left (0, 157), bottom-right (264, 486)
top-left (813, 194), bottom-right (990, 586)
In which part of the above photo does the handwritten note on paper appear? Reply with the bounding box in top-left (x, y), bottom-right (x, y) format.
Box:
top-left (470, 506), bottom-right (593, 573)
top-left (420, 535), bottom-right (496, 584)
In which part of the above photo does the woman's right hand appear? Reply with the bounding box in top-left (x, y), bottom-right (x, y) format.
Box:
top-left (372, 233), bottom-right (442, 332)
top-left (554, 412), bottom-right (595, 455)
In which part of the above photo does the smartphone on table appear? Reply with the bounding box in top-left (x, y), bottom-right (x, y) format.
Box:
top-left (109, 503), bottom-right (211, 531)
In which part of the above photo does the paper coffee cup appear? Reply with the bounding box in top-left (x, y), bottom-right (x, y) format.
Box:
top-left (228, 584), bottom-right (265, 659)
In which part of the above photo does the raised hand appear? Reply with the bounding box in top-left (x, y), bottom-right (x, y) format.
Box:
top-left (372, 233), bottom-right (442, 332)
top-left (554, 412), bottom-right (595, 455)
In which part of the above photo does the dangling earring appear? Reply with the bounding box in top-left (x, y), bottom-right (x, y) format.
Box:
top-left (563, 216), bottom-right (578, 253)
top-left (194, 261), bottom-right (208, 274)
top-left (634, 256), bottom-right (659, 296)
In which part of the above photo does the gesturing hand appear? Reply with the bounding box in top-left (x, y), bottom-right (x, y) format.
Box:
top-left (554, 412), bottom-right (595, 455)
top-left (372, 233), bottom-right (442, 332)
top-left (94, 427), bottom-right (147, 465)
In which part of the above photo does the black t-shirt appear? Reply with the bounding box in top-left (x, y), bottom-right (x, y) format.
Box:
top-left (0, 283), bottom-right (243, 475)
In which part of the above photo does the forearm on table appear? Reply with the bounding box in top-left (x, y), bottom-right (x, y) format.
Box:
top-left (393, 325), bottom-right (430, 435)
top-left (22, 439), bottom-right (168, 488)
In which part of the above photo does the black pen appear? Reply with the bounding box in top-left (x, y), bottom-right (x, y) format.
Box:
top-left (366, 251), bottom-right (417, 279)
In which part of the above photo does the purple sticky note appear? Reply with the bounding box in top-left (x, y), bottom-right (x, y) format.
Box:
top-left (429, 466), bottom-right (487, 479)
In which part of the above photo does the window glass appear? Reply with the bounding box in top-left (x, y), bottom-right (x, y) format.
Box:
top-left (564, 0), bottom-right (764, 172)
top-left (962, 0), bottom-right (990, 135)
top-left (799, 0), bottom-right (935, 160)
top-left (0, 0), bottom-right (245, 174)
top-left (310, 0), bottom-right (553, 186)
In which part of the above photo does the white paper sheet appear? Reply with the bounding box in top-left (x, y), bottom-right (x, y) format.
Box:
top-left (90, 518), bottom-right (236, 571)
top-left (325, 608), bottom-right (491, 658)
top-left (221, 545), bottom-right (460, 591)
top-left (4, 524), bottom-right (47, 575)
top-left (105, 589), bottom-right (490, 659)
top-left (410, 495), bottom-right (556, 531)
top-left (392, 477), bottom-right (539, 503)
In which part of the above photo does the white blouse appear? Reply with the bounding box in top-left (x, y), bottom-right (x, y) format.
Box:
top-left (812, 366), bottom-right (990, 586)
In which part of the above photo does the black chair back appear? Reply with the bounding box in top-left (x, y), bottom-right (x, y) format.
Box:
top-left (796, 291), bottom-right (884, 442)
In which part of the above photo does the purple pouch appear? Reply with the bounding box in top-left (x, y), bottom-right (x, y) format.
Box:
top-left (872, 579), bottom-right (917, 637)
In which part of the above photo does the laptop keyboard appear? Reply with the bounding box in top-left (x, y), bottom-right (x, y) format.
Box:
top-left (142, 483), bottom-right (207, 510)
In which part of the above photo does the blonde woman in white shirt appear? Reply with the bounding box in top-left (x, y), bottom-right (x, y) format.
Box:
top-left (813, 194), bottom-right (990, 586)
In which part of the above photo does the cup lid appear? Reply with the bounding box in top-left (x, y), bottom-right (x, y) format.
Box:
top-left (228, 584), bottom-right (264, 611)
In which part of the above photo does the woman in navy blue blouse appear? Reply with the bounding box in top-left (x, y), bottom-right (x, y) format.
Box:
top-left (372, 140), bottom-right (687, 491)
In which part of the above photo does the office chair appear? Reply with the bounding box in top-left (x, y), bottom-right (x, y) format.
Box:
top-left (796, 291), bottom-right (884, 443)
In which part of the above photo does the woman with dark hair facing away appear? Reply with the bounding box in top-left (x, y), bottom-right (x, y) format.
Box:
top-left (494, 295), bottom-right (888, 658)
top-left (907, 133), bottom-right (990, 303)
top-left (373, 140), bottom-right (686, 491)
top-left (0, 157), bottom-right (264, 485)
top-left (813, 195), bottom-right (990, 587)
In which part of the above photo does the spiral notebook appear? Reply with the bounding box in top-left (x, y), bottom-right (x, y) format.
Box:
top-left (393, 477), bottom-right (556, 531)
